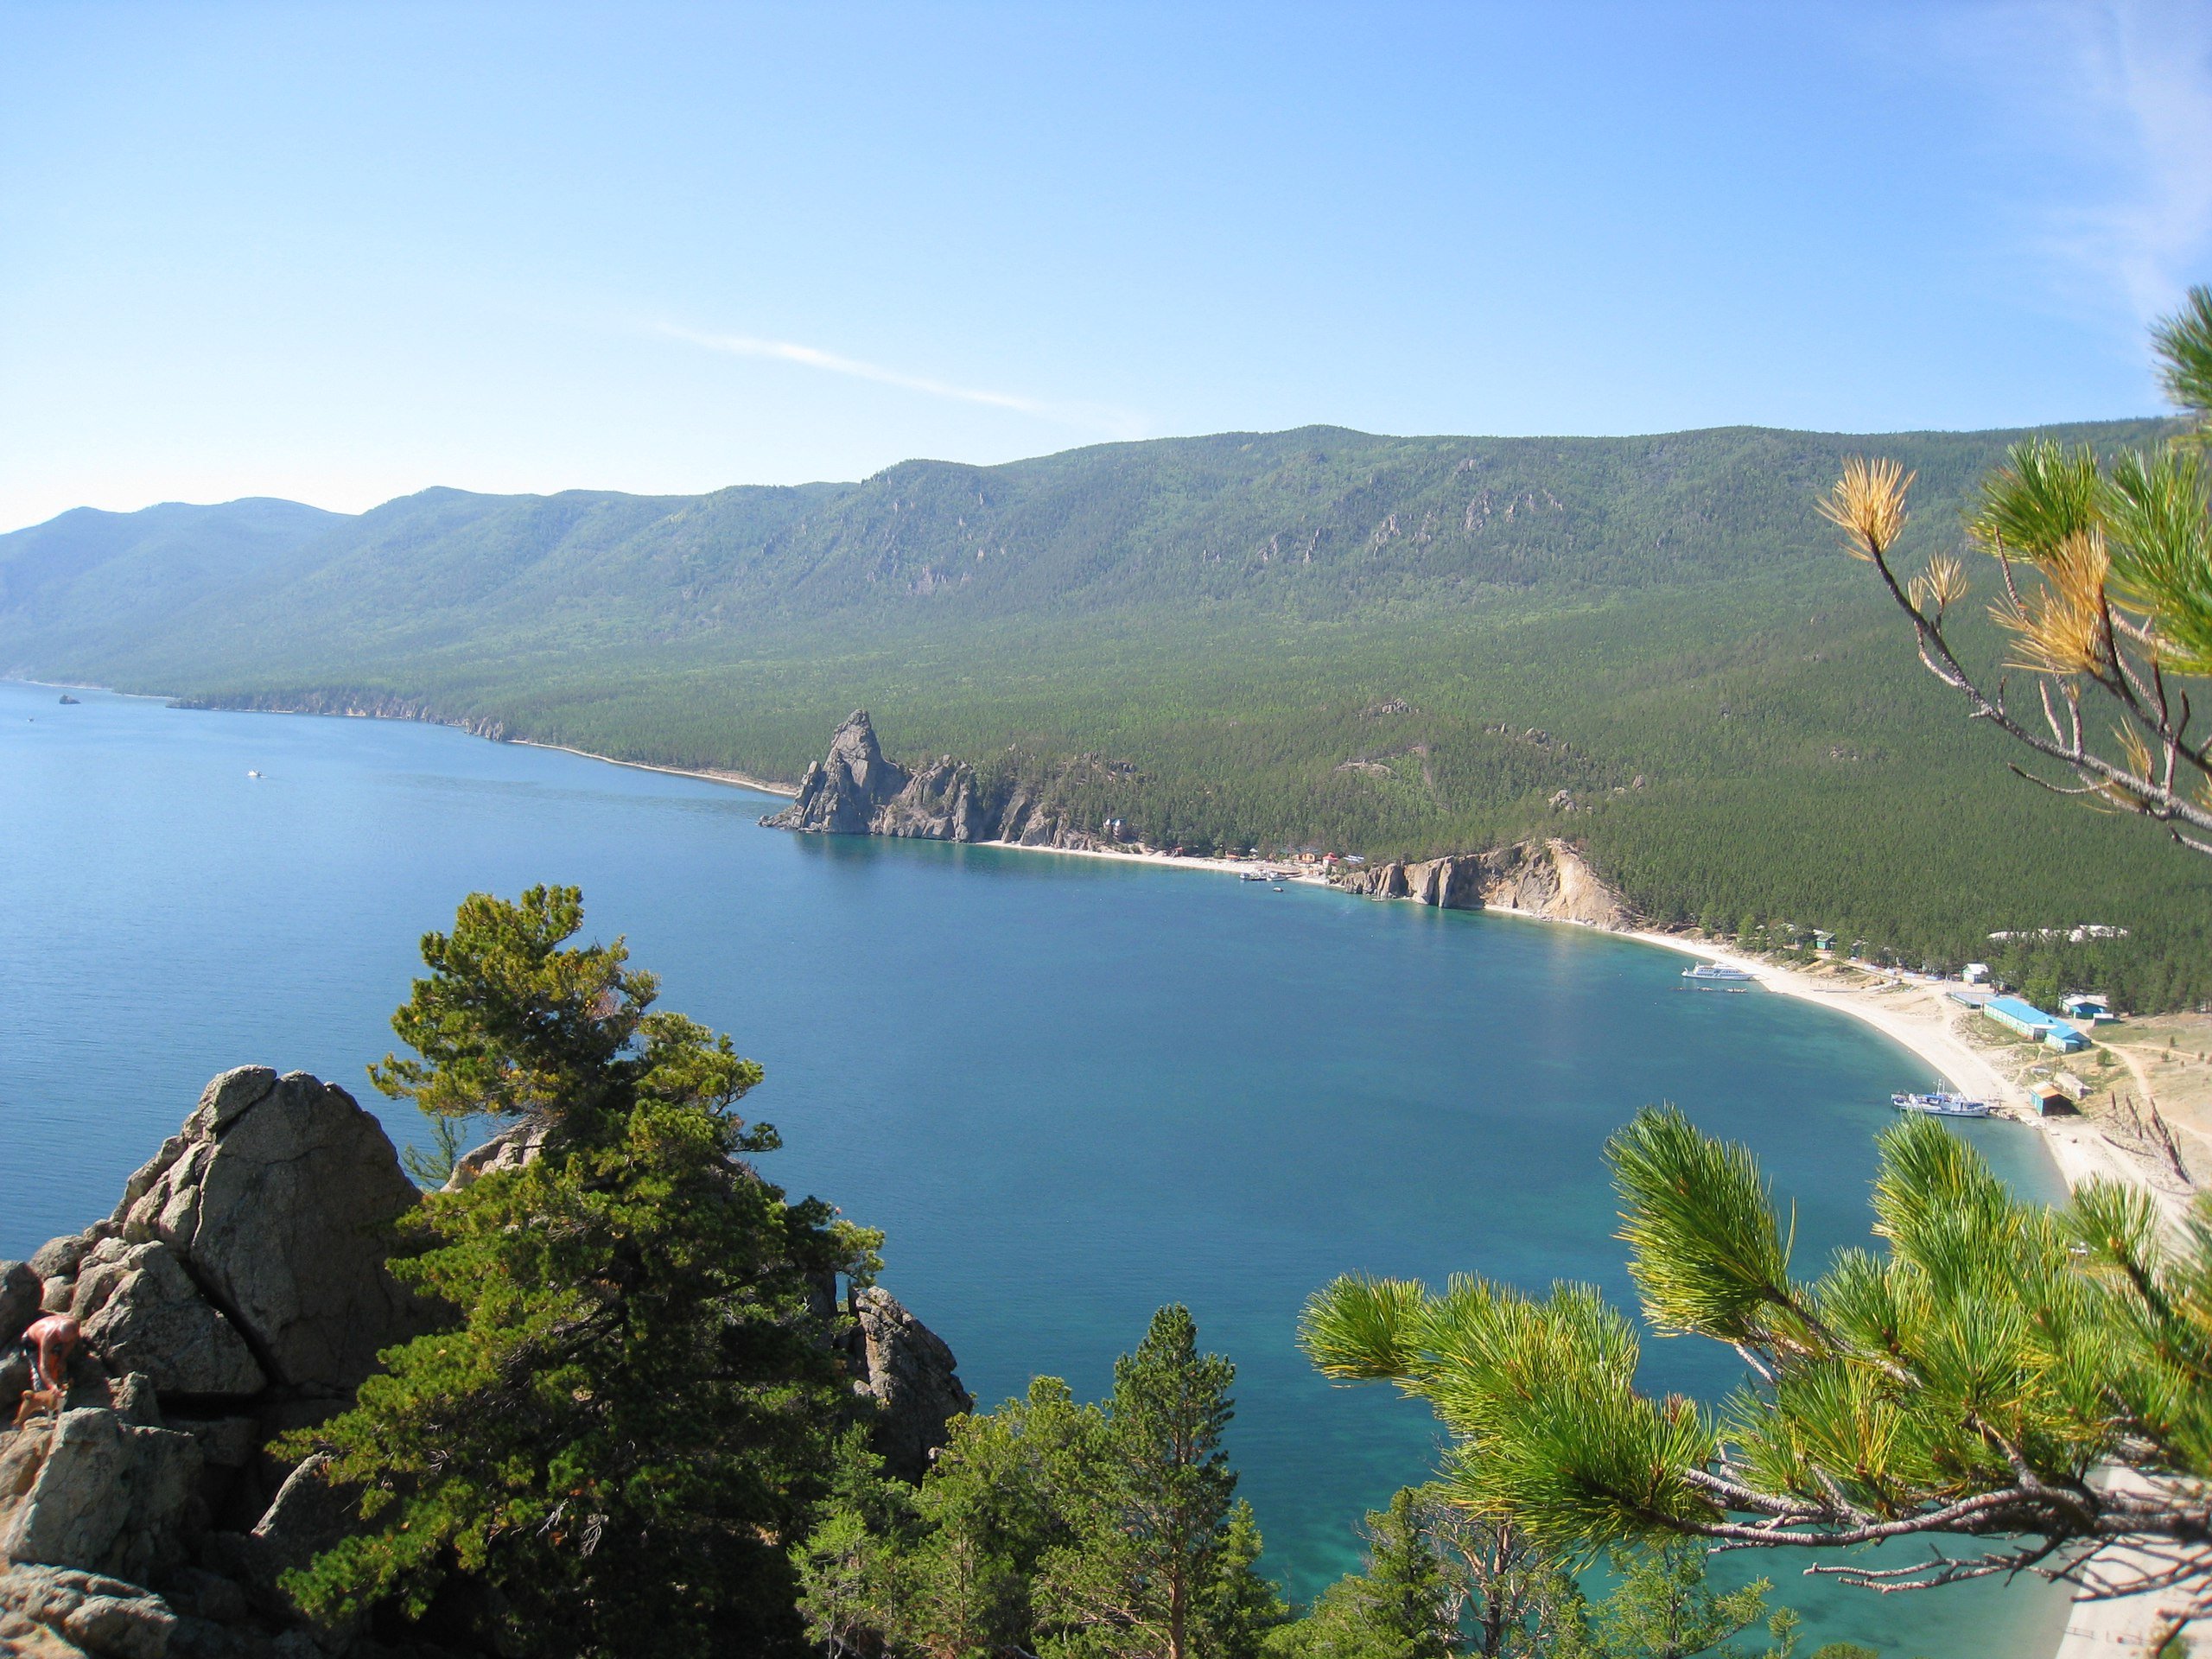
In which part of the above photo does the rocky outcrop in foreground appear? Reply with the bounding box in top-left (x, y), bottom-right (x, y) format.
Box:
top-left (2, 1071), bottom-right (968, 1659)
top-left (0, 1069), bottom-right (429, 1659)
top-left (1332, 838), bottom-right (1630, 928)
top-left (762, 711), bottom-right (1110, 851)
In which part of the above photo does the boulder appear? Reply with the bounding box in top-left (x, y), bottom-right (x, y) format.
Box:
top-left (2, 1263), bottom-right (42, 1348)
top-left (159, 1567), bottom-right (249, 1628)
top-left (113, 1069), bottom-right (423, 1394)
top-left (27, 1238), bottom-right (92, 1284)
top-left (73, 1244), bottom-right (264, 1400)
top-left (0, 1408), bottom-right (202, 1583)
top-left (0, 1564), bottom-right (176, 1659)
top-left (100, 1377), bottom-right (159, 1431)
top-left (0, 1352), bottom-right (30, 1421)
top-left (441, 1118), bottom-right (551, 1191)
top-left (200, 1455), bottom-right (360, 1638)
top-left (846, 1288), bottom-right (973, 1483)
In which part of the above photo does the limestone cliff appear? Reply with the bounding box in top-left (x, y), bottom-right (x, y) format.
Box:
top-left (763, 711), bottom-right (1115, 851)
top-left (1332, 838), bottom-right (1630, 928)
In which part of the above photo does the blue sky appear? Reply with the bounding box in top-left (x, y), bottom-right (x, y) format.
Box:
top-left (3, 2), bottom-right (2208, 530)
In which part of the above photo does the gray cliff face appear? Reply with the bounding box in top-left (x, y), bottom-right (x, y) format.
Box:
top-left (762, 710), bottom-right (915, 834)
top-left (0, 1067), bottom-right (435, 1658)
top-left (835, 1287), bottom-right (974, 1484)
top-left (762, 710), bottom-right (1116, 851)
top-left (1333, 838), bottom-right (1630, 929)
top-left (110, 1068), bottom-right (428, 1395)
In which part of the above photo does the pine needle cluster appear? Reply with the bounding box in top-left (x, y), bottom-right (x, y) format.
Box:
top-left (1301, 1107), bottom-right (2212, 1635)
top-left (1821, 285), bottom-right (2212, 853)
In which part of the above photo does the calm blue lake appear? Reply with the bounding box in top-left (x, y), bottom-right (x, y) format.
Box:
top-left (0, 680), bottom-right (2070, 1654)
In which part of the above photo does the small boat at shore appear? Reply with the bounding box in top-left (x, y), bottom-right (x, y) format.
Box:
top-left (1891, 1090), bottom-right (1993, 1118)
top-left (1681, 963), bottom-right (1753, 982)
top-left (1240, 871), bottom-right (1268, 881)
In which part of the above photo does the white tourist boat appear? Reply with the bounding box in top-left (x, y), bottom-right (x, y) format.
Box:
top-left (1891, 1090), bottom-right (1993, 1118)
top-left (1681, 963), bottom-right (1753, 983)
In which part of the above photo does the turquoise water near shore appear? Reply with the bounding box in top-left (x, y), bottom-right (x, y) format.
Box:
top-left (0, 680), bottom-right (2071, 1654)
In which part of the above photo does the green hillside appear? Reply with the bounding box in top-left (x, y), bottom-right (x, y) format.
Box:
top-left (0, 497), bottom-right (344, 664)
top-left (3, 420), bottom-right (2204, 1010)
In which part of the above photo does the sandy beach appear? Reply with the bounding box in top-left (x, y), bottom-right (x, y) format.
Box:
top-left (1624, 931), bottom-right (2190, 1218)
top-left (69, 694), bottom-right (2212, 1652)
top-left (512, 738), bottom-right (803, 798)
top-left (1622, 932), bottom-right (2199, 1657)
top-left (541, 721), bottom-right (2200, 1238)
top-left (314, 715), bottom-right (2212, 1236)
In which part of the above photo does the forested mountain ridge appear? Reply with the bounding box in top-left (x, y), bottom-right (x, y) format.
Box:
top-left (4, 417), bottom-right (2206, 1011)
top-left (0, 419), bottom-right (2170, 677)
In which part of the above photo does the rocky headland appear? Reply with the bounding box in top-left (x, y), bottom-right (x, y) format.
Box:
top-left (766, 711), bottom-right (1633, 929)
top-left (0, 1071), bottom-right (966, 1659)
top-left (167, 695), bottom-right (508, 745)
top-left (1328, 839), bottom-right (1630, 928)
top-left (762, 710), bottom-right (1109, 850)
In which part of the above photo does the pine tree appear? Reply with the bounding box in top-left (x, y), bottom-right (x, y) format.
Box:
top-left (1586, 1543), bottom-right (1789, 1659)
top-left (1300, 1104), bottom-right (2212, 1642)
top-left (791, 1308), bottom-right (1286, 1659)
top-left (1039, 1305), bottom-right (1285, 1659)
top-left (283, 887), bottom-right (880, 1658)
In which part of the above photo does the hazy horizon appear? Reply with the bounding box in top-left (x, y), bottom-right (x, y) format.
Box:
top-left (5, 409), bottom-right (2178, 536)
top-left (4, 2), bottom-right (2208, 532)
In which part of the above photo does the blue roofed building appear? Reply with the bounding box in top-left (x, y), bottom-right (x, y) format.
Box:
top-left (1981, 995), bottom-right (2089, 1052)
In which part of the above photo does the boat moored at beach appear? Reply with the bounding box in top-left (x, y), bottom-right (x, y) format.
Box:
top-left (1681, 963), bottom-right (1754, 983)
top-left (1891, 1090), bottom-right (1993, 1118)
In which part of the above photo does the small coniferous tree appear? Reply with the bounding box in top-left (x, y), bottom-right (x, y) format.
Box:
top-left (792, 1306), bottom-right (1286, 1659)
top-left (1268, 1486), bottom-right (1512, 1659)
top-left (1268, 1487), bottom-right (1815, 1659)
top-left (1041, 1304), bottom-right (1275, 1659)
top-left (1585, 1543), bottom-right (1791, 1659)
top-left (283, 887), bottom-right (880, 1659)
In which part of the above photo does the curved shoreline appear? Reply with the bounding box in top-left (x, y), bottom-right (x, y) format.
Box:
top-left (1624, 930), bottom-right (2182, 1217)
top-left (23, 681), bottom-right (2170, 1654)
top-left (33, 677), bottom-right (2163, 1214)
top-left (508, 738), bottom-right (800, 798)
top-left (398, 718), bottom-right (2194, 1658)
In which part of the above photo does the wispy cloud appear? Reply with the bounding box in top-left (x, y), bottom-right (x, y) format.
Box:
top-left (1938, 0), bottom-right (2212, 330)
top-left (645, 321), bottom-right (1146, 438)
top-left (2042, 1), bottom-right (2212, 325)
